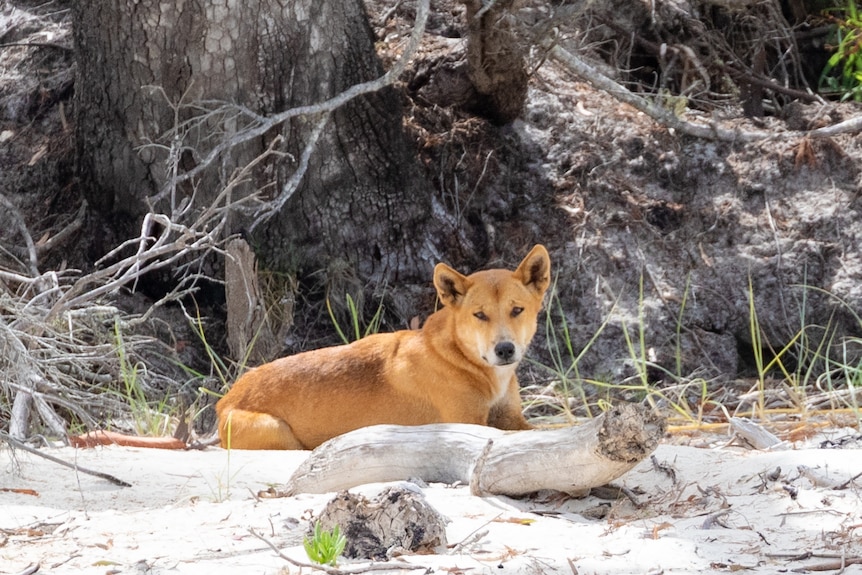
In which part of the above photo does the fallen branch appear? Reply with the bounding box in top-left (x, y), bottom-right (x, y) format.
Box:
top-left (248, 529), bottom-right (429, 574)
top-left (0, 0), bottom-right (435, 444)
top-left (596, 15), bottom-right (823, 106)
top-left (1, 432), bottom-right (132, 487)
top-left (729, 417), bottom-right (784, 450)
top-left (10, 563), bottom-right (40, 575)
top-left (549, 45), bottom-right (862, 142)
top-left (282, 403), bottom-right (665, 497)
top-left (0, 191), bottom-right (40, 278)
top-left (36, 200), bottom-right (88, 259)
top-left (806, 115), bottom-right (862, 137)
top-left (767, 552), bottom-right (862, 572)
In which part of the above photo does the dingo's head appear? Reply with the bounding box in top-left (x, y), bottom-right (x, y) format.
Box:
top-left (433, 245), bottom-right (551, 369)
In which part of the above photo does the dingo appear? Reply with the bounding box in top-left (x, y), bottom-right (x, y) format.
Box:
top-left (216, 245), bottom-right (551, 450)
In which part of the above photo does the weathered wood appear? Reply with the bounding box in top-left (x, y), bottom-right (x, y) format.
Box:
top-left (729, 417), bottom-right (784, 450)
top-left (283, 403), bottom-right (665, 497)
top-left (315, 486), bottom-right (449, 559)
top-left (225, 238), bottom-right (293, 365)
top-left (74, 0), bottom-right (437, 283)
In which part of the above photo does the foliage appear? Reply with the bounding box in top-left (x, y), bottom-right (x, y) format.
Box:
top-left (113, 318), bottom-right (172, 436)
top-left (532, 275), bottom-right (712, 425)
top-left (530, 274), bottom-right (862, 432)
top-left (184, 302), bottom-right (234, 393)
top-left (527, 277), bottom-right (611, 421)
top-left (326, 293), bottom-right (384, 344)
top-left (0, 259), bottom-right (188, 439)
top-left (206, 412), bottom-right (234, 502)
top-left (820, 0), bottom-right (862, 101)
top-left (747, 275), bottom-right (767, 417)
top-left (304, 522), bottom-right (347, 566)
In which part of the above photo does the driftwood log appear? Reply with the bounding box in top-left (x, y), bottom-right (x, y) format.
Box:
top-left (282, 403), bottom-right (665, 497)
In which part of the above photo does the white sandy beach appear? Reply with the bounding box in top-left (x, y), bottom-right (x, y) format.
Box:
top-left (3, 429), bottom-right (862, 574)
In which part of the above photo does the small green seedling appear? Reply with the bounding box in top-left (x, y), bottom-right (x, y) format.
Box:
top-left (303, 521), bottom-right (347, 566)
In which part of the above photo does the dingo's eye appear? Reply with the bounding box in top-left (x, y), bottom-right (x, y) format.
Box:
top-left (511, 307), bottom-right (524, 317)
top-left (474, 311), bottom-right (489, 321)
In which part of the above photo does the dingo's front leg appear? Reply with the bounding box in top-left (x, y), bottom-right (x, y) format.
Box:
top-left (487, 378), bottom-right (532, 430)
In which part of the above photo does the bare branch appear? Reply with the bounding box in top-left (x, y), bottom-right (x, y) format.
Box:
top-left (0, 191), bottom-right (39, 278)
top-left (0, 0), bottom-right (435, 443)
top-left (36, 200), bottom-right (88, 259)
top-left (807, 115), bottom-right (862, 137)
top-left (42, 142), bottom-right (275, 321)
top-left (550, 45), bottom-right (862, 142)
top-left (151, 0), bottom-right (430, 207)
top-left (1, 431), bottom-right (132, 487)
top-left (248, 529), bottom-right (429, 574)
top-left (549, 45), bottom-right (772, 142)
top-left (249, 112), bottom-right (330, 231)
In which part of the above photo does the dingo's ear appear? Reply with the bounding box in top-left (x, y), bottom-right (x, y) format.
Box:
top-left (515, 245), bottom-right (551, 296)
top-left (434, 263), bottom-right (471, 307)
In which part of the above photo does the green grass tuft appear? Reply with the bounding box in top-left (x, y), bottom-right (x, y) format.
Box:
top-left (304, 522), bottom-right (347, 566)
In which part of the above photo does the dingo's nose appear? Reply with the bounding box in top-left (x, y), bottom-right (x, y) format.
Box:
top-left (495, 342), bottom-right (516, 363)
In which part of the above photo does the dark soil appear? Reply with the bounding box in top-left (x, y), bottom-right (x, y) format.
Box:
top-left (2, 0), bottom-right (861, 431)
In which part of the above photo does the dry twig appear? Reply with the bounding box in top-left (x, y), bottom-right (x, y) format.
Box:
top-left (549, 45), bottom-right (862, 142)
top-left (1, 431), bottom-right (132, 487)
top-left (248, 529), bottom-right (429, 574)
top-left (0, 0), bottom-right (433, 441)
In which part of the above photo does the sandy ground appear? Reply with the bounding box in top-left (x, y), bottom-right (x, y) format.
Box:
top-left (3, 429), bottom-right (862, 575)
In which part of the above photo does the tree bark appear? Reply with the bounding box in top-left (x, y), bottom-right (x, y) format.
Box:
top-left (73, 0), bottom-right (436, 285)
top-left (225, 238), bottom-right (293, 365)
top-left (461, 0), bottom-right (528, 124)
top-left (281, 403), bottom-right (666, 497)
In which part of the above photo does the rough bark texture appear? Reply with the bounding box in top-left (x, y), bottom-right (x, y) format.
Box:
top-left (405, 0), bottom-right (528, 125)
top-left (461, 0), bottom-right (528, 124)
top-left (282, 403), bottom-right (666, 497)
top-left (252, 1), bottom-right (433, 285)
top-left (314, 486), bottom-right (449, 560)
top-left (225, 238), bottom-right (292, 365)
top-left (73, 0), bottom-right (434, 284)
top-left (20, 0), bottom-right (860, 406)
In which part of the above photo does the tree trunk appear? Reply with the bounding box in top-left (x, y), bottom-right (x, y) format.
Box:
top-left (461, 0), bottom-right (528, 124)
top-left (73, 0), bottom-right (436, 287)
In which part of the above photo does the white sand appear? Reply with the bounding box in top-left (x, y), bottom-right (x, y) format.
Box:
top-left (3, 430), bottom-right (862, 574)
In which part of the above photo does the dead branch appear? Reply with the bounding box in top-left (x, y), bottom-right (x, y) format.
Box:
top-left (0, 289), bottom-right (158, 441)
top-left (68, 430), bottom-right (186, 449)
top-left (248, 113), bottom-right (329, 230)
top-left (598, 15), bottom-right (822, 105)
top-left (2, 312), bottom-right (74, 440)
top-left (282, 404), bottom-right (665, 497)
top-left (1, 431), bottom-right (132, 487)
top-left (248, 529), bottom-right (429, 574)
top-left (0, 0), bottom-right (440, 444)
top-left (10, 563), bottom-right (39, 575)
top-left (36, 200), bottom-right (87, 259)
top-left (151, 0), bottom-right (430, 212)
top-left (0, 191), bottom-right (39, 278)
top-left (0, 0), bottom-right (436, 442)
top-left (549, 45), bottom-right (862, 142)
top-left (549, 45), bottom-right (770, 142)
top-left (806, 115), bottom-right (862, 137)
top-left (46, 178), bottom-right (252, 321)
top-left (729, 417), bottom-right (784, 450)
